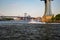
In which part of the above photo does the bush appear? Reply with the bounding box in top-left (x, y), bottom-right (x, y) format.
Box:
top-left (0, 18), bottom-right (14, 21)
top-left (55, 14), bottom-right (60, 20)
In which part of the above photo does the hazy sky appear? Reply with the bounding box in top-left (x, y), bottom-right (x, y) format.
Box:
top-left (0, 0), bottom-right (60, 17)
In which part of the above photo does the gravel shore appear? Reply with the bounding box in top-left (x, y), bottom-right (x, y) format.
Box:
top-left (0, 24), bottom-right (60, 40)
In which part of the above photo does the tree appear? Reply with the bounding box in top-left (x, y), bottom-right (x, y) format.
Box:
top-left (0, 18), bottom-right (14, 21)
top-left (55, 14), bottom-right (60, 20)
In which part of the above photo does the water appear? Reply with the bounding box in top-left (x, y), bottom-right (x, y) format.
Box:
top-left (0, 23), bottom-right (60, 40)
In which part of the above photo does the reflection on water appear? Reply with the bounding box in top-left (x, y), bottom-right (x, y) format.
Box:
top-left (0, 24), bottom-right (60, 40)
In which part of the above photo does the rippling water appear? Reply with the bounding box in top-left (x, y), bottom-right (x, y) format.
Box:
top-left (0, 24), bottom-right (60, 40)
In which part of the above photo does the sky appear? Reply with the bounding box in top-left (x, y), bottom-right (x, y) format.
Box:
top-left (0, 0), bottom-right (60, 17)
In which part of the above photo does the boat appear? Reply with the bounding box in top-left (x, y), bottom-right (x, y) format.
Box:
top-left (28, 19), bottom-right (45, 24)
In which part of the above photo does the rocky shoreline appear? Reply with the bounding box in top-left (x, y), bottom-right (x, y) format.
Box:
top-left (0, 24), bottom-right (60, 40)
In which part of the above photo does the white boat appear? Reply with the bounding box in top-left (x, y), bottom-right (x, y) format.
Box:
top-left (28, 19), bottom-right (45, 24)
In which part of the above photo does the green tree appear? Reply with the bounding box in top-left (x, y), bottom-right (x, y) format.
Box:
top-left (55, 14), bottom-right (60, 20)
top-left (0, 18), bottom-right (14, 21)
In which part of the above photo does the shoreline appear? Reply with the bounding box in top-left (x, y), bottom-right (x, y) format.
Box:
top-left (0, 21), bottom-right (60, 25)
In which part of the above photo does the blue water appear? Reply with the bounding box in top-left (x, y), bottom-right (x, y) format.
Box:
top-left (0, 24), bottom-right (60, 40)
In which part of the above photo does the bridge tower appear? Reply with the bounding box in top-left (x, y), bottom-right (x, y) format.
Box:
top-left (41, 0), bottom-right (53, 22)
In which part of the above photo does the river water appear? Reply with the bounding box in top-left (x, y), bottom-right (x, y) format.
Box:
top-left (0, 24), bottom-right (60, 40)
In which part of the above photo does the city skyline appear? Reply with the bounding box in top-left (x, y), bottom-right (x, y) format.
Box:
top-left (0, 0), bottom-right (60, 17)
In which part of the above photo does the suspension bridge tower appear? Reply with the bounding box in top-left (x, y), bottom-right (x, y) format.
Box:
top-left (41, 0), bottom-right (53, 22)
